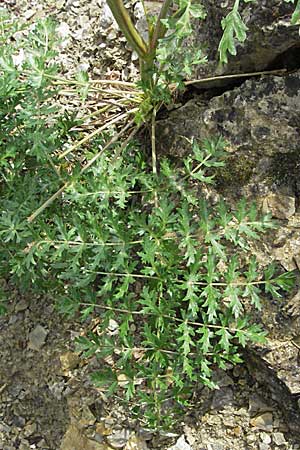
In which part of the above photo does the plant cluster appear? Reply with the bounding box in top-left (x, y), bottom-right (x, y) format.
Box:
top-left (0, 12), bottom-right (80, 289)
top-left (72, 139), bottom-right (294, 428)
top-left (107, 0), bottom-right (300, 120)
top-left (0, 3), bottom-right (297, 430)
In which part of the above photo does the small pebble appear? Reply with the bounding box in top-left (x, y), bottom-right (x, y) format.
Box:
top-left (28, 325), bottom-right (48, 351)
top-left (107, 429), bottom-right (131, 449)
top-left (260, 432), bottom-right (271, 444)
top-left (273, 432), bottom-right (286, 446)
top-left (259, 444), bottom-right (270, 450)
top-left (168, 436), bottom-right (192, 450)
top-left (250, 412), bottom-right (273, 431)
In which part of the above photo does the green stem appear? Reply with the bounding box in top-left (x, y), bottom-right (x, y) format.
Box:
top-left (86, 269), bottom-right (270, 287)
top-left (150, 0), bottom-right (173, 50)
top-left (151, 108), bottom-right (158, 208)
top-left (139, 0), bottom-right (173, 84)
top-left (234, 0), bottom-right (240, 11)
top-left (106, 0), bottom-right (148, 59)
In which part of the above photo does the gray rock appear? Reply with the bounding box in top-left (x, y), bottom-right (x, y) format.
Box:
top-left (262, 341), bottom-right (300, 396)
top-left (14, 299), bottom-right (28, 313)
top-left (211, 387), bottom-right (234, 410)
top-left (284, 289), bottom-right (300, 317)
top-left (12, 415), bottom-right (25, 428)
top-left (27, 325), bottom-right (48, 351)
top-left (191, 1), bottom-right (299, 81)
top-left (8, 313), bottom-right (22, 325)
top-left (262, 191), bottom-right (296, 220)
top-left (0, 422), bottom-right (11, 433)
top-left (212, 371), bottom-right (234, 387)
top-left (157, 71), bottom-right (300, 200)
top-left (207, 444), bottom-right (224, 450)
top-left (248, 394), bottom-right (273, 416)
top-left (246, 433), bottom-right (257, 444)
top-left (258, 443), bottom-right (270, 450)
top-left (273, 232), bottom-right (300, 271)
top-left (60, 424), bottom-right (110, 450)
top-left (23, 422), bottom-right (37, 436)
top-left (246, 347), bottom-right (300, 432)
top-left (124, 433), bottom-right (149, 450)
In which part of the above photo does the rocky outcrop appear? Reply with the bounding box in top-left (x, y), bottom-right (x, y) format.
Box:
top-left (192, 0), bottom-right (300, 80)
top-left (157, 69), bottom-right (300, 200)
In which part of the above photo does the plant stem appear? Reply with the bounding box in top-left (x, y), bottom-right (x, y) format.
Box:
top-left (28, 118), bottom-right (139, 222)
top-left (37, 238), bottom-right (144, 247)
top-left (151, 107), bottom-right (158, 208)
top-left (106, 0), bottom-right (148, 59)
top-left (58, 109), bottom-right (136, 160)
top-left (183, 69), bottom-right (287, 87)
top-left (86, 269), bottom-right (268, 287)
top-left (150, 0), bottom-right (173, 50)
top-left (79, 300), bottom-right (261, 335)
top-left (140, 0), bottom-right (173, 83)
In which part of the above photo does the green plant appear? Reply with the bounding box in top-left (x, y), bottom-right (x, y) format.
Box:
top-left (0, 4), bottom-right (297, 431)
top-left (285, 0), bottom-right (300, 25)
top-left (2, 106), bottom-right (294, 427)
top-left (69, 138), bottom-right (294, 429)
top-left (0, 11), bottom-right (71, 309)
top-left (107, 0), bottom-right (300, 93)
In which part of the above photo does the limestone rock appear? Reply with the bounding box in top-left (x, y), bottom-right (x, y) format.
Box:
top-left (259, 340), bottom-right (300, 396)
top-left (273, 235), bottom-right (300, 271)
top-left (211, 387), bottom-right (234, 411)
top-left (284, 290), bottom-right (300, 317)
top-left (248, 394), bottom-right (273, 417)
top-left (158, 70), bottom-right (300, 157)
top-left (124, 433), bottom-right (149, 450)
top-left (260, 431), bottom-right (272, 444)
top-left (106, 429), bottom-right (131, 449)
top-left (273, 432), bottom-right (286, 446)
top-left (245, 345), bottom-right (300, 432)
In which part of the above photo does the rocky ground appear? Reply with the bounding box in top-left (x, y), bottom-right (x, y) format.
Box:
top-left (1, 286), bottom-right (300, 449)
top-left (1, 1), bottom-right (300, 449)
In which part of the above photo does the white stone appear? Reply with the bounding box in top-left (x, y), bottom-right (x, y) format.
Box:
top-left (168, 436), bottom-right (193, 450)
